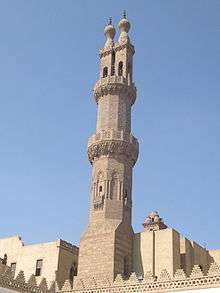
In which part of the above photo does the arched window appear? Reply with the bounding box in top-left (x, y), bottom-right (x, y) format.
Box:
top-left (2, 254), bottom-right (7, 265)
top-left (118, 61), bottom-right (123, 76)
top-left (97, 171), bottom-right (104, 197)
top-left (110, 171), bottom-right (118, 200)
top-left (111, 51), bottom-right (115, 76)
top-left (103, 67), bottom-right (108, 78)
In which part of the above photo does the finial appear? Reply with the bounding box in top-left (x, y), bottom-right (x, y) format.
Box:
top-left (104, 17), bottom-right (116, 48)
top-left (118, 11), bottom-right (131, 43)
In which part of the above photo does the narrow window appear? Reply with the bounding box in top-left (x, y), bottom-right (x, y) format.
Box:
top-left (35, 259), bottom-right (43, 276)
top-left (69, 266), bottom-right (74, 281)
top-left (11, 263), bottom-right (16, 276)
top-left (118, 61), bottom-right (123, 76)
top-left (1, 254), bottom-right (7, 265)
top-left (111, 51), bottom-right (115, 76)
top-left (69, 263), bottom-right (77, 281)
top-left (99, 186), bottom-right (102, 192)
top-left (103, 67), bottom-right (108, 78)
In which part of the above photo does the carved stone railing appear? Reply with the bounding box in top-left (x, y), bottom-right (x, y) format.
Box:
top-left (59, 263), bottom-right (220, 293)
top-left (87, 130), bottom-right (139, 166)
top-left (93, 76), bottom-right (136, 105)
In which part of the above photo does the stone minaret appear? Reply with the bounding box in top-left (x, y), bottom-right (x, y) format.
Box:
top-left (77, 14), bottom-right (138, 281)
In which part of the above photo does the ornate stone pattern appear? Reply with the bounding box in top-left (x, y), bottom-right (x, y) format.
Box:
top-left (114, 42), bottom-right (135, 55)
top-left (59, 264), bottom-right (220, 293)
top-left (99, 43), bottom-right (135, 58)
top-left (93, 195), bottom-right (104, 210)
top-left (87, 137), bottom-right (138, 166)
top-left (0, 263), bottom-right (56, 293)
top-left (93, 76), bottom-right (136, 105)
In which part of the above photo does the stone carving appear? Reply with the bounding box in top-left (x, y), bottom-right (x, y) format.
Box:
top-left (190, 264), bottom-right (204, 278)
top-left (0, 262), bottom-right (52, 293)
top-left (99, 42), bottom-right (135, 58)
top-left (94, 83), bottom-right (136, 105)
top-left (158, 269), bottom-right (171, 281)
top-left (69, 272), bottom-right (220, 292)
top-left (39, 278), bottom-right (48, 292)
top-left (88, 139), bottom-right (138, 166)
top-left (93, 195), bottom-right (104, 210)
top-left (174, 268), bottom-right (187, 280)
top-left (114, 274), bottom-right (124, 284)
top-left (28, 274), bottom-right (37, 286)
top-left (15, 270), bottom-right (26, 283)
top-left (61, 279), bottom-right (72, 291)
top-left (127, 272), bottom-right (138, 283)
top-left (208, 262), bottom-right (220, 276)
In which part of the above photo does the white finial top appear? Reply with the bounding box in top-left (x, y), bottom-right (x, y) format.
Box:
top-left (104, 17), bottom-right (116, 48)
top-left (118, 11), bottom-right (131, 44)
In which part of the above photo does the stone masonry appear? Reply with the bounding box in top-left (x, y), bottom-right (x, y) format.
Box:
top-left (77, 14), bottom-right (138, 282)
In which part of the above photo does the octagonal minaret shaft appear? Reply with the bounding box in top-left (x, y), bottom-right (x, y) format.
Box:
top-left (77, 14), bottom-right (139, 281)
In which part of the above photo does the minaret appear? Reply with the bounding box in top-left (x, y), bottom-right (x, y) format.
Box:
top-left (77, 14), bottom-right (139, 281)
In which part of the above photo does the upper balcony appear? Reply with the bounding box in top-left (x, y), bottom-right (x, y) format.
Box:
top-left (93, 76), bottom-right (137, 105)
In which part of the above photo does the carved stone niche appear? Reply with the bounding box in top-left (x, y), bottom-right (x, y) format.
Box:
top-left (93, 195), bottom-right (104, 210)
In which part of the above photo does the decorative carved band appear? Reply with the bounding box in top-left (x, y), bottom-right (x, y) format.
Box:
top-left (94, 77), bottom-right (136, 105)
top-left (87, 139), bottom-right (138, 166)
top-left (99, 42), bottom-right (135, 58)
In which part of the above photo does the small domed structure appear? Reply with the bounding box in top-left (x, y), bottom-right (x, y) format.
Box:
top-left (143, 211), bottom-right (167, 231)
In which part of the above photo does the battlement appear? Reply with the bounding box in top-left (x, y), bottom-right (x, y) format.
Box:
top-left (58, 263), bottom-right (220, 293)
top-left (0, 262), bottom-right (56, 293)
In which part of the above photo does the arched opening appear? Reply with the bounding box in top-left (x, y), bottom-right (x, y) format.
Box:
top-left (1, 254), bottom-right (7, 265)
top-left (103, 67), bottom-right (108, 78)
top-left (127, 62), bottom-right (132, 82)
top-left (111, 51), bottom-right (115, 76)
top-left (110, 172), bottom-right (118, 199)
top-left (118, 61), bottom-right (123, 76)
top-left (97, 171), bottom-right (104, 198)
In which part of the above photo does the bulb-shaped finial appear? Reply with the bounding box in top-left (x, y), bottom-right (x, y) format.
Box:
top-left (104, 17), bottom-right (116, 48)
top-left (118, 11), bottom-right (131, 43)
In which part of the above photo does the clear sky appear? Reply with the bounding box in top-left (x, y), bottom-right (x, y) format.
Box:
top-left (0, 0), bottom-right (219, 249)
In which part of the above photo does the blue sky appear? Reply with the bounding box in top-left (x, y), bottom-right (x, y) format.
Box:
top-left (0, 0), bottom-right (219, 249)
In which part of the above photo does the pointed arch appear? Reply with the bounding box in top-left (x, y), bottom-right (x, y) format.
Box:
top-left (111, 51), bottom-right (115, 76)
top-left (103, 66), bottom-right (108, 78)
top-left (110, 171), bottom-right (119, 199)
top-left (118, 61), bottom-right (123, 76)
